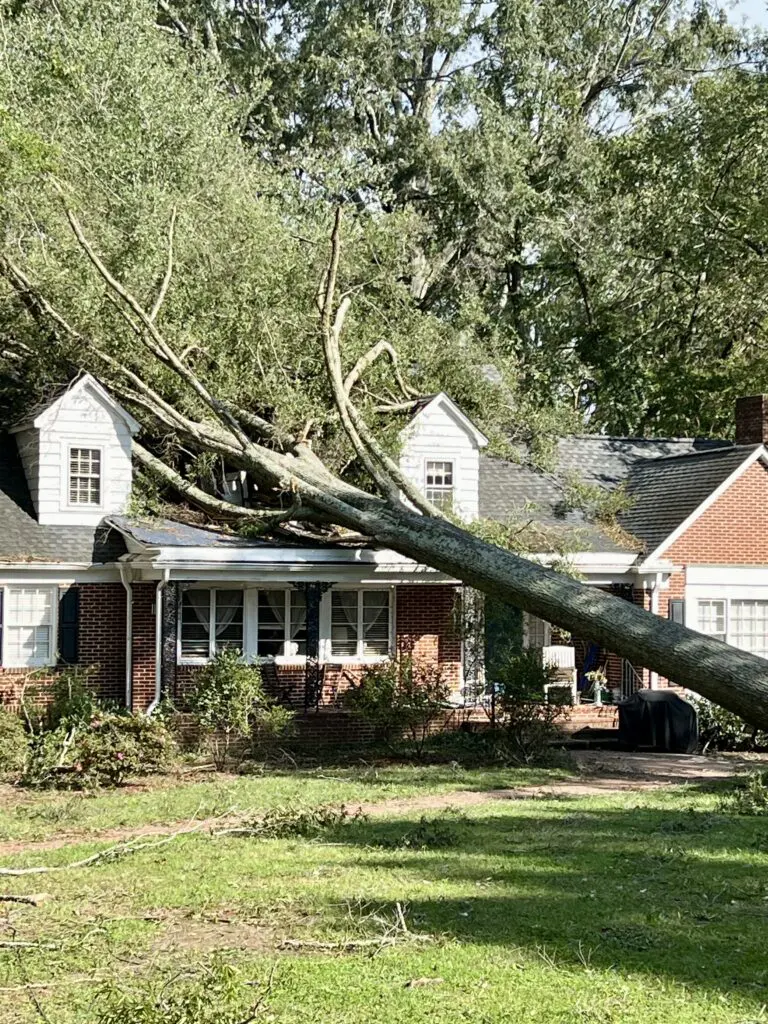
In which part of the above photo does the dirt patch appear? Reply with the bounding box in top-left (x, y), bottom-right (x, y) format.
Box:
top-left (0, 752), bottom-right (755, 859)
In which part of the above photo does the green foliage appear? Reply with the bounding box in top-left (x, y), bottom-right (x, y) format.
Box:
top-left (693, 697), bottom-right (768, 752)
top-left (236, 802), bottom-right (361, 840)
top-left (718, 771), bottom-right (768, 816)
top-left (42, 668), bottom-right (101, 731)
top-left (97, 958), bottom-right (266, 1024)
top-left (0, 707), bottom-right (27, 779)
top-left (188, 649), bottom-right (292, 768)
top-left (490, 647), bottom-right (567, 763)
top-left (344, 657), bottom-right (450, 753)
top-left (385, 814), bottom-right (464, 851)
top-left (22, 711), bottom-right (178, 789)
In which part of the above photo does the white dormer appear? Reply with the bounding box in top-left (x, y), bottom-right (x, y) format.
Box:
top-left (398, 393), bottom-right (488, 522)
top-left (11, 374), bottom-right (140, 526)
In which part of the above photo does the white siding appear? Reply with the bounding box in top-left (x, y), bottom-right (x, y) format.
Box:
top-left (21, 385), bottom-right (134, 526)
top-left (399, 398), bottom-right (481, 522)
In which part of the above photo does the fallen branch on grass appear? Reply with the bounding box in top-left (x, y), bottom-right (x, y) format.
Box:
top-left (0, 894), bottom-right (50, 906)
top-left (278, 935), bottom-right (434, 952)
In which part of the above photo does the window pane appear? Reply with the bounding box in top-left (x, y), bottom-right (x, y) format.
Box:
top-left (425, 460), bottom-right (454, 511)
top-left (362, 591), bottom-right (390, 656)
top-left (5, 588), bottom-right (54, 665)
top-left (732, 600), bottom-right (768, 659)
top-left (289, 591), bottom-right (307, 657)
top-left (69, 448), bottom-right (101, 505)
top-left (214, 590), bottom-right (244, 652)
top-left (181, 590), bottom-right (211, 658)
top-left (331, 592), bottom-right (359, 657)
top-left (697, 599), bottom-right (726, 642)
top-left (257, 591), bottom-right (285, 657)
top-left (525, 613), bottom-right (550, 649)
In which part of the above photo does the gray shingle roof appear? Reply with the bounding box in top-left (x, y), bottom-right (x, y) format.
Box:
top-left (479, 435), bottom-right (738, 555)
top-left (0, 434), bottom-right (126, 564)
top-left (620, 445), bottom-right (761, 553)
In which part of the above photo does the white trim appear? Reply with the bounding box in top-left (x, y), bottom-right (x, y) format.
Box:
top-left (63, 442), bottom-right (105, 511)
top-left (1, 584), bottom-right (59, 669)
top-left (401, 393), bottom-right (489, 448)
top-left (11, 373), bottom-right (141, 435)
top-left (639, 446), bottom-right (768, 567)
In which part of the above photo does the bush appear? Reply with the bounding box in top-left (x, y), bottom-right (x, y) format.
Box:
top-left (189, 649), bottom-right (293, 769)
top-left (0, 708), bottom-right (28, 780)
top-left (490, 647), bottom-right (566, 763)
top-left (344, 657), bottom-right (450, 754)
top-left (235, 803), bottom-right (360, 839)
top-left (692, 697), bottom-right (768, 752)
top-left (718, 771), bottom-right (768, 815)
top-left (22, 711), bottom-right (178, 789)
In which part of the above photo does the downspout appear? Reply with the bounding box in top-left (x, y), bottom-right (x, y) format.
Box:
top-left (118, 564), bottom-right (133, 711)
top-left (148, 568), bottom-right (171, 715)
top-left (648, 572), bottom-right (662, 690)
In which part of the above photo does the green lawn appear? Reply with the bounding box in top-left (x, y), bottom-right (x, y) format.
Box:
top-left (0, 766), bottom-right (766, 1023)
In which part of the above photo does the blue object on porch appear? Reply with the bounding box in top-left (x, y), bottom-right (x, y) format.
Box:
top-left (578, 643), bottom-right (601, 692)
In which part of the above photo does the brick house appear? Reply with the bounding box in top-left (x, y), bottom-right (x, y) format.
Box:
top-left (1, 375), bottom-right (767, 734)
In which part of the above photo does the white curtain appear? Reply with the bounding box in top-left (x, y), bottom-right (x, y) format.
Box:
top-left (265, 591), bottom-right (287, 628)
top-left (290, 592), bottom-right (306, 639)
top-left (186, 590), bottom-right (211, 632)
top-left (214, 591), bottom-right (242, 639)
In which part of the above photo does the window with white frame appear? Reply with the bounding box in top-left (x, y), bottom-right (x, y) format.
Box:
top-left (425, 460), bottom-right (454, 511)
top-left (3, 587), bottom-right (56, 668)
top-left (179, 589), bottom-right (244, 660)
top-left (330, 590), bottom-right (391, 660)
top-left (523, 612), bottom-right (551, 649)
top-left (68, 448), bottom-right (102, 506)
top-left (256, 590), bottom-right (307, 658)
top-left (697, 599), bottom-right (726, 642)
top-left (696, 597), bottom-right (768, 660)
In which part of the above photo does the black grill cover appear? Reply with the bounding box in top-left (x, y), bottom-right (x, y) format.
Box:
top-left (618, 690), bottom-right (698, 753)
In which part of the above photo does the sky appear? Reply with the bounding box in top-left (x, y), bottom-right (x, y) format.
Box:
top-left (731, 0), bottom-right (768, 26)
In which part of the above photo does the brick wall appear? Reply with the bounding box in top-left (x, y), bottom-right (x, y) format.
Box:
top-left (172, 584), bottom-right (463, 734)
top-left (0, 583), bottom-right (126, 709)
top-left (130, 583), bottom-right (157, 713)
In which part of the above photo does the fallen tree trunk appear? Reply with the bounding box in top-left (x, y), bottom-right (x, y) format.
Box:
top-left (7, 205), bottom-right (768, 731)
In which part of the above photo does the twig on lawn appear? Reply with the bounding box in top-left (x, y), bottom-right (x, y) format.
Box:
top-left (0, 894), bottom-right (50, 906)
top-left (0, 976), bottom-right (103, 993)
top-left (0, 940), bottom-right (59, 950)
top-left (0, 808), bottom-right (239, 877)
top-left (278, 934), bottom-right (433, 952)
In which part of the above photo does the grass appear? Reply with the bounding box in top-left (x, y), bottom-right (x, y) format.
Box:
top-left (0, 765), bottom-right (767, 1022)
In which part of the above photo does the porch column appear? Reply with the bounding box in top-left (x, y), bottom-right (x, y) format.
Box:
top-left (297, 582), bottom-right (332, 710)
top-left (160, 581), bottom-right (179, 704)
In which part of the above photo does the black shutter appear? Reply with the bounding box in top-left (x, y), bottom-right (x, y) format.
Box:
top-left (58, 587), bottom-right (80, 664)
top-left (669, 599), bottom-right (685, 625)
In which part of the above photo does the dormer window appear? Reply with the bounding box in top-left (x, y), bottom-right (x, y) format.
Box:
top-left (69, 448), bottom-right (102, 506)
top-left (425, 460), bottom-right (454, 511)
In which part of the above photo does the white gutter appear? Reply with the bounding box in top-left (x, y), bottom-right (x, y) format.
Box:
top-left (118, 564), bottom-right (133, 710)
top-left (148, 568), bottom-right (171, 715)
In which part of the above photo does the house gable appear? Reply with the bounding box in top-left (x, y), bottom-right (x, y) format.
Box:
top-left (398, 393), bottom-right (488, 522)
top-left (10, 375), bottom-right (139, 527)
top-left (667, 458), bottom-right (768, 565)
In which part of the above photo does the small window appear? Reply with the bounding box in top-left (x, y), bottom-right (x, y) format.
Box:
top-left (697, 599), bottom-right (726, 642)
top-left (69, 448), bottom-right (101, 506)
top-left (425, 460), bottom-right (454, 511)
top-left (180, 589), bottom-right (244, 660)
top-left (524, 612), bottom-right (551, 649)
top-left (330, 591), bottom-right (391, 660)
top-left (3, 587), bottom-right (55, 667)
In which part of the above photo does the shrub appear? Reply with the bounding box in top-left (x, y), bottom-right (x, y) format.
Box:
top-left (718, 771), bottom-right (768, 815)
top-left (235, 802), bottom-right (360, 840)
top-left (22, 711), bottom-right (178, 789)
top-left (0, 708), bottom-right (28, 781)
top-left (387, 814), bottom-right (465, 850)
top-left (188, 649), bottom-right (292, 769)
top-left (490, 647), bottom-right (566, 763)
top-left (344, 657), bottom-right (450, 754)
top-left (692, 697), bottom-right (768, 752)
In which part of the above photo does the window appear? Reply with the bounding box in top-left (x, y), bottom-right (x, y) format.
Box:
top-left (3, 587), bottom-right (56, 667)
top-left (180, 589), bottom-right (244, 660)
top-left (69, 448), bottom-right (102, 505)
top-left (731, 600), bottom-right (768, 659)
top-left (330, 590), bottom-right (392, 660)
top-left (257, 590), bottom-right (307, 658)
top-left (697, 599), bottom-right (727, 642)
top-left (425, 460), bottom-right (454, 511)
top-left (524, 612), bottom-right (551, 649)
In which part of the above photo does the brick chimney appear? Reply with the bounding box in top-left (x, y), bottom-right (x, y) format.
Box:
top-left (735, 395), bottom-right (768, 445)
